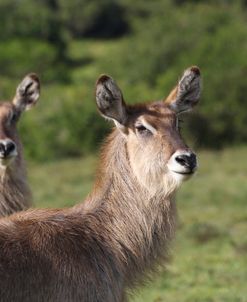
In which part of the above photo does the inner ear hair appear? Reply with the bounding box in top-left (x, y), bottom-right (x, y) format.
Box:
top-left (166, 66), bottom-right (201, 113)
top-left (14, 73), bottom-right (40, 112)
top-left (95, 75), bottom-right (127, 125)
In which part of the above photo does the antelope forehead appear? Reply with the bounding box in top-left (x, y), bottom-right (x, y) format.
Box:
top-left (140, 114), bottom-right (177, 132)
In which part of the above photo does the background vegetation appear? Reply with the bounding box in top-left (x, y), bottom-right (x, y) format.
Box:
top-left (0, 0), bottom-right (247, 160)
top-left (0, 0), bottom-right (246, 301)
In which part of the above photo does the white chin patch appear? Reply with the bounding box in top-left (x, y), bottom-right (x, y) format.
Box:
top-left (0, 157), bottom-right (15, 168)
top-left (170, 170), bottom-right (194, 182)
top-left (167, 150), bottom-right (197, 184)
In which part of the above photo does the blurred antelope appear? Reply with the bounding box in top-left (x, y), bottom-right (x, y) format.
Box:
top-left (0, 74), bottom-right (40, 216)
top-left (0, 67), bottom-right (201, 302)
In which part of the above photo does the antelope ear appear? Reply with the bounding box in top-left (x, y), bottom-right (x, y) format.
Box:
top-left (95, 75), bottom-right (128, 128)
top-left (13, 73), bottom-right (40, 112)
top-left (165, 66), bottom-right (201, 113)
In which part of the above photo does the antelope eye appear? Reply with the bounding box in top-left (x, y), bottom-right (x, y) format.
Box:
top-left (135, 124), bottom-right (152, 135)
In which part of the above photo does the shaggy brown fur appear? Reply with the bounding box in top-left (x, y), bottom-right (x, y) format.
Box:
top-left (0, 151), bottom-right (31, 216)
top-left (0, 74), bottom-right (40, 216)
top-left (0, 67), bottom-right (201, 302)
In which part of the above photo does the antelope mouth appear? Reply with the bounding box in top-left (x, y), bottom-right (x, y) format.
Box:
top-left (167, 151), bottom-right (197, 179)
top-left (169, 168), bottom-right (197, 182)
top-left (171, 170), bottom-right (195, 175)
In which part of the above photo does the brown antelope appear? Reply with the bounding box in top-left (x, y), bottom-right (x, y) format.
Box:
top-left (0, 74), bottom-right (40, 217)
top-left (0, 66), bottom-right (201, 302)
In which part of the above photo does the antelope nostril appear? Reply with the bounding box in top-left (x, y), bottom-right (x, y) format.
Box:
top-left (0, 143), bottom-right (5, 154)
top-left (175, 155), bottom-right (187, 166)
top-left (0, 141), bottom-right (16, 157)
top-left (5, 141), bottom-right (16, 155)
top-left (175, 153), bottom-right (197, 170)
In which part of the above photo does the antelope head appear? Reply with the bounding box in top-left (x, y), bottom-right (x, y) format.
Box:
top-left (0, 74), bottom-right (40, 169)
top-left (96, 67), bottom-right (201, 195)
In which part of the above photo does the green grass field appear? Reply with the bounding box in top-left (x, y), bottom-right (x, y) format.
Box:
top-left (29, 147), bottom-right (247, 302)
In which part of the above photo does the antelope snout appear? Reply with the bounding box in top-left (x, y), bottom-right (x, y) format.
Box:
top-left (0, 139), bottom-right (17, 159)
top-left (167, 150), bottom-right (197, 177)
top-left (175, 153), bottom-right (197, 171)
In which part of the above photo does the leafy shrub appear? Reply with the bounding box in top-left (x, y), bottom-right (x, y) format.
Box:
top-left (0, 0), bottom-right (247, 160)
top-left (105, 1), bottom-right (247, 148)
top-left (19, 84), bottom-right (110, 161)
top-left (59, 0), bottom-right (128, 38)
top-left (0, 39), bottom-right (69, 83)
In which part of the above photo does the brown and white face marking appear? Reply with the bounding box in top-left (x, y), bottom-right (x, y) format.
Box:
top-left (0, 74), bottom-right (40, 168)
top-left (96, 67), bottom-right (201, 194)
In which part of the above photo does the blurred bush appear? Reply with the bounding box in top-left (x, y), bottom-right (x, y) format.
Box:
top-left (107, 0), bottom-right (247, 148)
top-left (0, 0), bottom-right (246, 161)
top-left (0, 39), bottom-right (63, 81)
top-left (59, 0), bottom-right (128, 38)
top-left (18, 84), bottom-right (110, 161)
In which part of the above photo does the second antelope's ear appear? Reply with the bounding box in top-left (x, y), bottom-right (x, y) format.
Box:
top-left (95, 75), bottom-right (128, 129)
top-left (13, 73), bottom-right (40, 112)
top-left (164, 66), bottom-right (201, 113)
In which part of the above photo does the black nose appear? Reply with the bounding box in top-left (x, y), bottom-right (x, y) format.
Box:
top-left (0, 141), bottom-right (16, 157)
top-left (175, 153), bottom-right (197, 171)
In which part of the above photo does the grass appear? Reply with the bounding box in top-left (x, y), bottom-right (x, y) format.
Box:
top-left (28, 146), bottom-right (247, 302)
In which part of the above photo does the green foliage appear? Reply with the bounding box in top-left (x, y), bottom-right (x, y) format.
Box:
top-left (0, 0), bottom-right (69, 82)
top-left (111, 1), bottom-right (247, 147)
top-left (18, 82), bottom-right (110, 161)
top-left (0, 0), bottom-right (53, 39)
top-left (0, 0), bottom-right (247, 160)
top-left (59, 0), bottom-right (128, 38)
top-left (0, 39), bottom-right (57, 80)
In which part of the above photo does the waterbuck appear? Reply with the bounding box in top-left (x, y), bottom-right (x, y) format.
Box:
top-left (0, 74), bottom-right (40, 216)
top-left (0, 66), bottom-right (201, 302)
